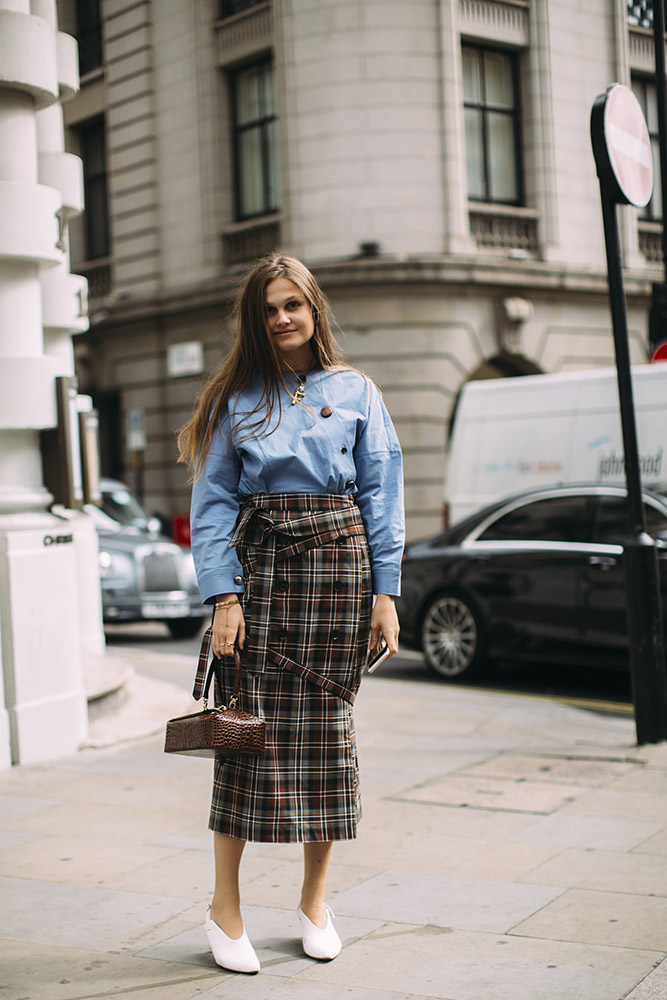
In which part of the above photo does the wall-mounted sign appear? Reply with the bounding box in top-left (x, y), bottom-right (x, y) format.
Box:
top-left (167, 341), bottom-right (205, 378)
top-left (126, 407), bottom-right (147, 452)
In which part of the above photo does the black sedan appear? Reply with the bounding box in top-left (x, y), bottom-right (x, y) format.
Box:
top-left (396, 485), bottom-right (667, 680)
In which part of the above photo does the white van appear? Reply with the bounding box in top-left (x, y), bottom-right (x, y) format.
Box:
top-left (444, 363), bottom-right (667, 527)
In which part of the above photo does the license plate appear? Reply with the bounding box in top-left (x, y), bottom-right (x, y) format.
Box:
top-left (141, 602), bottom-right (190, 619)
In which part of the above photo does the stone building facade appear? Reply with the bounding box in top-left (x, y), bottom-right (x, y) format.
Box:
top-left (62, 0), bottom-right (663, 541)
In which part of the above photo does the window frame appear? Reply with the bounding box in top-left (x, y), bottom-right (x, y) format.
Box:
top-left (462, 43), bottom-right (524, 207)
top-left (631, 75), bottom-right (662, 223)
top-left (230, 59), bottom-right (279, 222)
top-left (80, 116), bottom-right (110, 262)
top-left (76, 0), bottom-right (103, 77)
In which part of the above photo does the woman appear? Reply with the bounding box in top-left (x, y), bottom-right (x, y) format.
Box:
top-left (178, 254), bottom-right (404, 974)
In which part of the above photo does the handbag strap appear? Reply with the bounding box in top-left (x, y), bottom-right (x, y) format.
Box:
top-left (192, 626), bottom-right (243, 705)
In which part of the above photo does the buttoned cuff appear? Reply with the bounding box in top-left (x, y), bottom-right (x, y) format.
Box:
top-left (371, 568), bottom-right (401, 598)
top-left (197, 569), bottom-right (245, 606)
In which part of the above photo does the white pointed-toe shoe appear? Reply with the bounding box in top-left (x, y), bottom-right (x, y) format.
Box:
top-left (205, 907), bottom-right (260, 974)
top-left (298, 904), bottom-right (342, 960)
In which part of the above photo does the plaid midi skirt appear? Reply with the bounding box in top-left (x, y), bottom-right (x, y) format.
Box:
top-left (209, 493), bottom-right (373, 843)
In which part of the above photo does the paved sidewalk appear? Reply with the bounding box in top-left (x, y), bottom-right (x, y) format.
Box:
top-left (2, 652), bottom-right (667, 1000)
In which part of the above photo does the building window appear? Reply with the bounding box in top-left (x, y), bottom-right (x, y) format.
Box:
top-left (632, 77), bottom-right (662, 221)
top-left (232, 61), bottom-right (279, 220)
top-left (462, 45), bottom-right (521, 205)
top-left (627, 1), bottom-right (653, 29)
top-left (76, 0), bottom-right (103, 77)
top-left (220, 0), bottom-right (267, 18)
top-left (80, 117), bottom-right (110, 260)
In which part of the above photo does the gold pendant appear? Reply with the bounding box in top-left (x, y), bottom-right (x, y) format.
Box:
top-left (291, 384), bottom-right (306, 405)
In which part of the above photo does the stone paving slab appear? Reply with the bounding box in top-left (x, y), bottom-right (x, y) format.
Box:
top-left (0, 795), bottom-right (208, 840)
top-left (297, 924), bottom-right (659, 1000)
top-left (516, 846), bottom-right (667, 895)
top-left (331, 869), bottom-right (565, 934)
top-left (0, 875), bottom-right (196, 951)
top-left (633, 828), bottom-right (667, 856)
top-left (397, 773), bottom-right (589, 813)
top-left (561, 787), bottom-right (667, 824)
top-left (511, 887), bottom-right (667, 950)
top-left (0, 833), bottom-right (181, 886)
top-left (508, 812), bottom-right (663, 851)
top-left (0, 792), bottom-right (59, 818)
top-left (199, 977), bottom-right (434, 1000)
top-left (241, 856), bottom-right (379, 910)
top-left (0, 937), bottom-right (222, 1000)
top-left (460, 752), bottom-right (639, 786)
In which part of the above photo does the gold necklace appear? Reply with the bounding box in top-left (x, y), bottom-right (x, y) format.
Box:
top-left (283, 361), bottom-right (313, 405)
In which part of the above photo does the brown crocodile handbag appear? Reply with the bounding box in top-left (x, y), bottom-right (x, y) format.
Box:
top-left (164, 626), bottom-right (265, 758)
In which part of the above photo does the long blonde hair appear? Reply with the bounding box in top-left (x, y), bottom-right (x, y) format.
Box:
top-left (177, 254), bottom-right (346, 476)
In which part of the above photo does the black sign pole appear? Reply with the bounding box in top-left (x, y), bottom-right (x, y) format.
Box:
top-left (592, 90), bottom-right (667, 744)
top-left (650, 0), bottom-right (667, 353)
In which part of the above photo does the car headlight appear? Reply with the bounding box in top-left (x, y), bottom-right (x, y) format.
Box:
top-left (99, 550), bottom-right (114, 577)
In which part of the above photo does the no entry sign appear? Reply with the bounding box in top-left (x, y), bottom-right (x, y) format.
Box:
top-left (651, 338), bottom-right (667, 362)
top-left (591, 83), bottom-right (653, 207)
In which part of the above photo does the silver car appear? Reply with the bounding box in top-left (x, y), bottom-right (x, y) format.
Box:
top-left (88, 478), bottom-right (208, 639)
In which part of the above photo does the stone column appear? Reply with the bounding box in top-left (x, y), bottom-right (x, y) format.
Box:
top-left (437, 0), bottom-right (476, 255)
top-left (0, 0), bottom-right (89, 764)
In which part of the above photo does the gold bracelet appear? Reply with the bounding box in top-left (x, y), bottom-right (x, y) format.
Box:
top-left (215, 599), bottom-right (239, 610)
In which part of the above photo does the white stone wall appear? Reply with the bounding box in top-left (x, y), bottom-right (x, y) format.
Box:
top-left (277, 0), bottom-right (446, 260)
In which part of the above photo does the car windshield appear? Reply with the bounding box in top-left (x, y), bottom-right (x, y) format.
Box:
top-left (101, 487), bottom-right (150, 528)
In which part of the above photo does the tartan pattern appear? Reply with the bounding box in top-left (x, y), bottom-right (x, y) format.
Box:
top-left (209, 493), bottom-right (373, 843)
top-left (192, 627), bottom-right (213, 701)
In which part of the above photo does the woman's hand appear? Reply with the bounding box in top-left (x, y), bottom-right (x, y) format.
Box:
top-left (212, 594), bottom-right (246, 658)
top-left (369, 594), bottom-right (400, 659)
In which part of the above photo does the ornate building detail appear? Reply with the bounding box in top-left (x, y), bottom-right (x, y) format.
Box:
top-left (459, 0), bottom-right (529, 47)
top-left (628, 21), bottom-right (654, 72)
top-left (639, 222), bottom-right (664, 263)
top-left (222, 218), bottom-right (281, 265)
top-left (215, 2), bottom-right (273, 66)
top-left (469, 206), bottom-right (538, 254)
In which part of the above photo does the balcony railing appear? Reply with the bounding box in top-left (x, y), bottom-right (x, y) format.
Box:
top-left (222, 218), bottom-right (281, 266)
top-left (469, 205), bottom-right (539, 255)
top-left (639, 221), bottom-right (664, 262)
top-left (75, 257), bottom-right (114, 301)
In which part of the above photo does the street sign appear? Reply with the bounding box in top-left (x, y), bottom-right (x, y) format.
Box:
top-left (167, 341), bottom-right (204, 378)
top-left (126, 407), bottom-right (147, 452)
top-left (591, 85), bottom-right (667, 745)
top-left (651, 338), bottom-right (667, 362)
top-left (591, 83), bottom-right (653, 207)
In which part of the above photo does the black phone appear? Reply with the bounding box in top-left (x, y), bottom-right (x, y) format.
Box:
top-left (367, 632), bottom-right (391, 673)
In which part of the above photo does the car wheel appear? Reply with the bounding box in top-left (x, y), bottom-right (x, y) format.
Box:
top-left (166, 618), bottom-right (204, 639)
top-left (421, 593), bottom-right (485, 680)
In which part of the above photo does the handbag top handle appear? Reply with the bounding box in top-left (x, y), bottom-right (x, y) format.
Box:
top-left (192, 626), bottom-right (243, 706)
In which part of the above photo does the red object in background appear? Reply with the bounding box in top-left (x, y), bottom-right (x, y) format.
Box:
top-left (651, 339), bottom-right (667, 362)
top-left (172, 514), bottom-right (191, 546)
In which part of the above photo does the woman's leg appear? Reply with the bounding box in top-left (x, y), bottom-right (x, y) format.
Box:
top-left (210, 833), bottom-right (246, 938)
top-left (300, 841), bottom-right (334, 927)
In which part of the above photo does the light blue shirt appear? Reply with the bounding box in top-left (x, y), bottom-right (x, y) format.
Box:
top-left (190, 367), bottom-right (405, 602)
